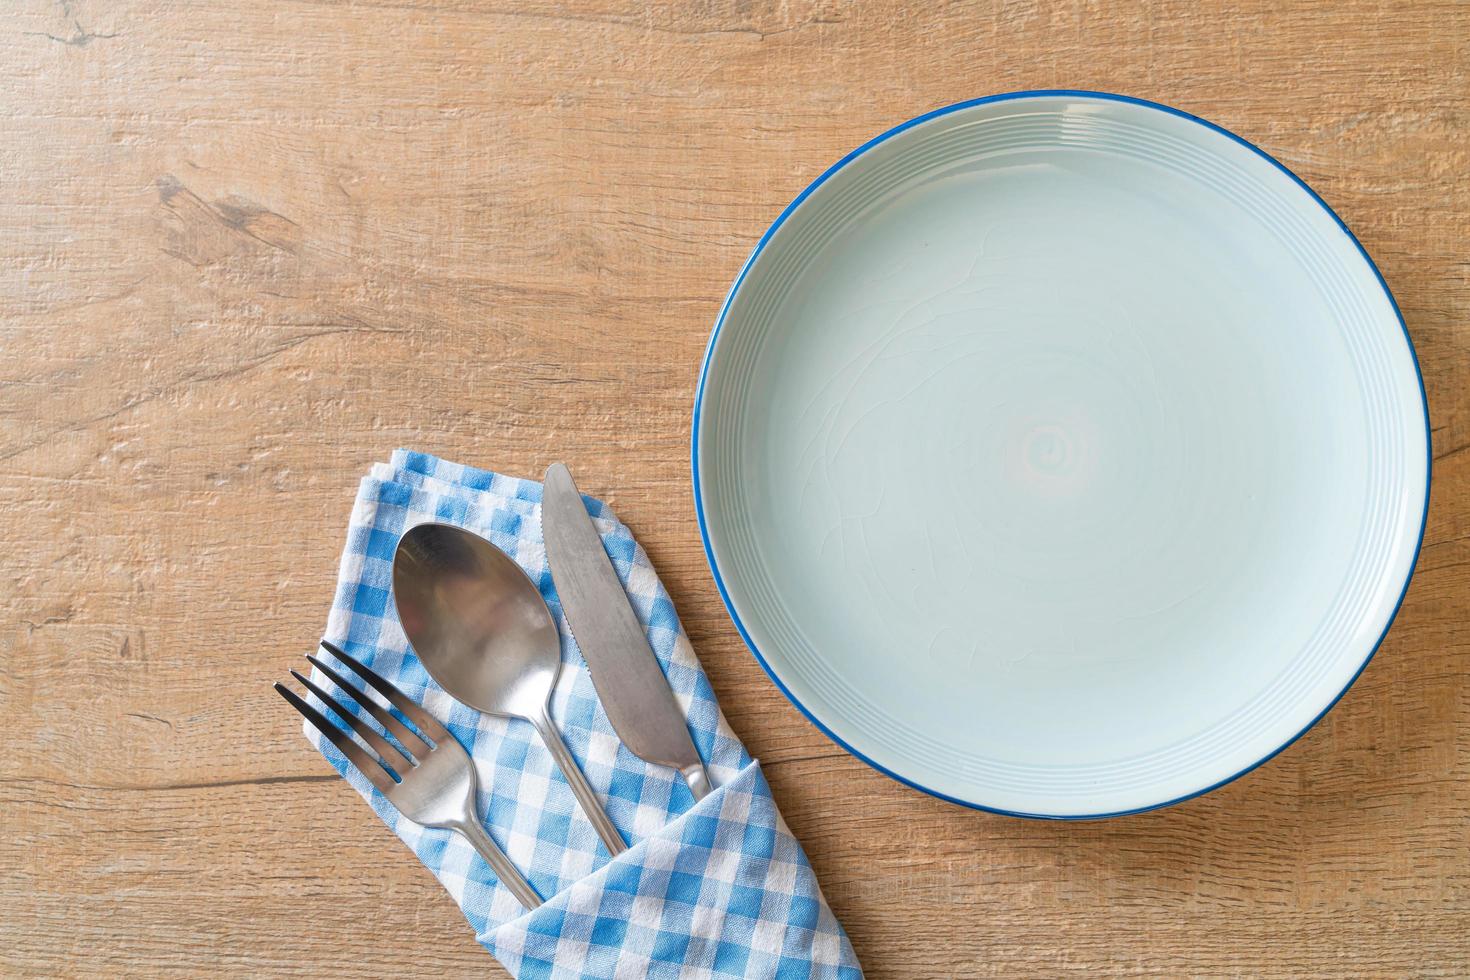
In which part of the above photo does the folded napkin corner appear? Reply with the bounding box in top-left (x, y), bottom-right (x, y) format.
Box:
top-left (487, 760), bottom-right (861, 980)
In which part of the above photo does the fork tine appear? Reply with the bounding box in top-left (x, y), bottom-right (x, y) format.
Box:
top-left (303, 658), bottom-right (433, 762)
top-left (291, 669), bottom-right (416, 773)
top-left (317, 639), bottom-right (452, 742)
top-left (275, 682), bottom-right (397, 794)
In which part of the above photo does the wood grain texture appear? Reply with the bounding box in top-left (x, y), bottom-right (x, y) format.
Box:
top-left (2, 0), bottom-right (1467, 975)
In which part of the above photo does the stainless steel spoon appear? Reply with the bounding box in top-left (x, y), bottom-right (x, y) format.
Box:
top-left (391, 521), bottom-right (627, 856)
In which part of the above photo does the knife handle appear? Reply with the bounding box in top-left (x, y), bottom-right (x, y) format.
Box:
top-left (681, 761), bottom-right (713, 802)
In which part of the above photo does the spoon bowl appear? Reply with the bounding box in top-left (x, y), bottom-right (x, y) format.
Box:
top-left (392, 521), bottom-right (627, 855)
top-left (392, 523), bottom-right (557, 719)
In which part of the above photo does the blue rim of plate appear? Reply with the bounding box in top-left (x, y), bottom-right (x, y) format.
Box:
top-left (690, 90), bottom-right (1432, 820)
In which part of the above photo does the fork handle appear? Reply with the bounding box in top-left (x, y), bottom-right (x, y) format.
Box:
top-left (533, 706), bottom-right (628, 856)
top-left (451, 818), bottom-right (543, 911)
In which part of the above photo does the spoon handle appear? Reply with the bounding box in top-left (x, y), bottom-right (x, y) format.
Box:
top-left (532, 706), bottom-right (628, 856)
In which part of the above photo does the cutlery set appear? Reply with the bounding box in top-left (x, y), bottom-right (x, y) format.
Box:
top-left (276, 463), bottom-right (707, 909)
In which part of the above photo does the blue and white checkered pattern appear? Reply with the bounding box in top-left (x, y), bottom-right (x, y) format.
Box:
top-left (303, 451), bottom-right (862, 979)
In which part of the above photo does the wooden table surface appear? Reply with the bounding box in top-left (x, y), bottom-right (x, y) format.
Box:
top-left (4, 1), bottom-right (1469, 976)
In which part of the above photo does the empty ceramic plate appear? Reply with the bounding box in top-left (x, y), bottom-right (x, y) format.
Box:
top-left (693, 92), bottom-right (1429, 818)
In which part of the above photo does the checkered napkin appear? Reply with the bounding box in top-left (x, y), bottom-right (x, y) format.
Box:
top-left (302, 450), bottom-right (862, 979)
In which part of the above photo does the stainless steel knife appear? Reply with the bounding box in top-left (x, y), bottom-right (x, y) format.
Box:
top-left (540, 462), bottom-right (713, 801)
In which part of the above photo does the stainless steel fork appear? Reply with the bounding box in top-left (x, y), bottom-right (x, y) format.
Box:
top-left (276, 638), bottom-right (542, 910)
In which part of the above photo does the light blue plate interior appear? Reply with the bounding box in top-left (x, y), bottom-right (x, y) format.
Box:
top-left (693, 92), bottom-right (1429, 818)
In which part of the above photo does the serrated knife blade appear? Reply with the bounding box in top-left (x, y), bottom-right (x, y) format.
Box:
top-left (540, 463), bottom-right (712, 801)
